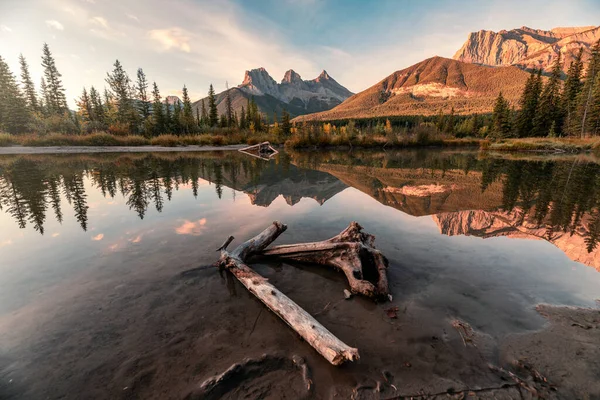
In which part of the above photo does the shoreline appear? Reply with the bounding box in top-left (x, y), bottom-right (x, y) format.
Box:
top-left (0, 144), bottom-right (247, 154)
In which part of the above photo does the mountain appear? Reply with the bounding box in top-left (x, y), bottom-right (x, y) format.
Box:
top-left (192, 68), bottom-right (352, 122)
top-left (453, 25), bottom-right (600, 73)
top-left (433, 209), bottom-right (600, 271)
top-left (294, 56), bottom-right (531, 121)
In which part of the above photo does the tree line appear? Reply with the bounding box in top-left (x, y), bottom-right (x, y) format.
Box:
top-left (491, 40), bottom-right (600, 138)
top-left (0, 43), bottom-right (293, 137)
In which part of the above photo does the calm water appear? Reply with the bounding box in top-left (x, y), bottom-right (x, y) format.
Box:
top-left (1, 149), bottom-right (599, 398)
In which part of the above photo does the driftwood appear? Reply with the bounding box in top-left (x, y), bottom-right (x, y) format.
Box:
top-left (238, 141), bottom-right (278, 160)
top-left (215, 221), bottom-right (360, 365)
top-left (261, 222), bottom-right (389, 299)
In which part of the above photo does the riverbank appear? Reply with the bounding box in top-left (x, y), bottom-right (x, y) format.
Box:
top-left (486, 137), bottom-right (600, 154)
top-left (0, 144), bottom-right (246, 155)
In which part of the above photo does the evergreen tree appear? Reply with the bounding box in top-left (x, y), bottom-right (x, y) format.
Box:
top-left (103, 88), bottom-right (116, 125)
top-left (164, 97), bottom-right (172, 132)
top-left (105, 60), bottom-right (135, 127)
top-left (0, 55), bottom-right (30, 133)
top-left (445, 107), bottom-right (455, 134)
top-left (208, 84), bottom-right (218, 127)
top-left (196, 108), bottom-right (201, 127)
top-left (41, 43), bottom-right (68, 114)
top-left (533, 53), bottom-right (563, 136)
top-left (574, 40), bottom-right (600, 137)
top-left (151, 82), bottom-right (165, 135)
top-left (181, 85), bottom-right (195, 133)
top-left (585, 74), bottom-right (600, 136)
top-left (172, 99), bottom-right (182, 134)
top-left (516, 69), bottom-right (542, 137)
top-left (77, 87), bottom-right (93, 122)
top-left (200, 99), bottom-right (208, 125)
top-left (19, 54), bottom-right (38, 111)
top-left (39, 77), bottom-right (48, 114)
top-left (561, 48), bottom-right (585, 134)
top-left (135, 68), bottom-right (151, 121)
top-left (225, 83), bottom-right (233, 127)
top-left (491, 91), bottom-right (511, 138)
top-left (239, 105), bottom-right (246, 129)
top-left (281, 108), bottom-right (291, 136)
top-left (219, 113), bottom-right (227, 128)
top-left (89, 86), bottom-right (105, 125)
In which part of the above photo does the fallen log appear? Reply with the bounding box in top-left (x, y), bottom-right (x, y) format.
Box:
top-left (215, 221), bottom-right (360, 366)
top-left (260, 222), bottom-right (389, 299)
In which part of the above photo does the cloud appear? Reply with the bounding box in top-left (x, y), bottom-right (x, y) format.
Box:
top-left (126, 14), bottom-right (140, 23)
top-left (92, 233), bottom-right (104, 241)
top-left (0, 25), bottom-right (12, 33)
top-left (175, 218), bottom-right (207, 236)
top-left (129, 234), bottom-right (142, 243)
top-left (0, 239), bottom-right (13, 248)
top-left (148, 27), bottom-right (191, 53)
top-left (89, 16), bottom-right (109, 29)
top-left (52, 233), bottom-right (60, 238)
top-left (46, 20), bottom-right (65, 31)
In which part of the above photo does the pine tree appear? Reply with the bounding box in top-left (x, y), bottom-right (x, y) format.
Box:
top-left (0, 55), bottom-right (30, 133)
top-left (208, 84), bottom-right (218, 127)
top-left (574, 40), bottom-right (600, 137)
top-left (103, 88), bottom-right (116, 125)
top-left (164, 97), bottom-right (172, 133)
top-left (181, 85), bottom-right (195, 133)
top-left (585, 74), bottom-right (600, 136)
top-left (225, 83), bottom-right (233, 127)
top-left (281, 108), bottom-right (291, 136)
top-left (89, 86), bottom-right (105, 125)
top-left (41, 43), bottom-right (68, 114)
top-left (77, 87), bottom-right (93, 122)
top-left (19, 54), bottom-right (38, 111)
top-left (533, 53), bottom-right (563, 136)
top-left (39, 77), bottom-right (48, 114)
top-left (151, 82), bottom-right (165, 135)
top-left (561, 48), bottom-right (585, 134)
top-left (135, 68), bottom-right (151, 121)
top-left (516, 69), bottom-right (542, 137)
top-left (491, 91), bottom-right (511, 138)
top-left (196, 108), bottom-right (201, 127)
top-left (200, 99), bottom-right (208, 125)
top-left (239, 105), bottom-right (246, 129)
top-left (172, 99), bottom-right (182, 134)
top-left (106, 60), bottom-right (135, 127)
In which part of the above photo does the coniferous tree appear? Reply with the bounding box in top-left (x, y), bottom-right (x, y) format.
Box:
top-left (135, 68), bottom-right (151, 122)
top-left (103, 88), bottom-right (116, 125)
top-left (491, 91), bottom-right (511, 138)
top-left (585, 74), bottom-right (600, 136)
top-left (281, 108), bottom-right (291, 136)
top-left (77, 87), bottom-right (93, 122)
top-left (239, 105), bottom-right (246, 129)
top-left (19, 54), bottom-right (38, 111)
top-left (172, 99), bottom-right (182, 134)
top-left (39, 77), bottom-right (48, 114)
top-left (41, 43), bottom-right (68, 114)
top-left (164, 97), bottom-right (172, 132)
top-left (181, 85), bottom-right (195, 133)
top-left (106, 60), bottom-right (136, 128)
top-left (208, 84), bottom-right (218, 127)
top-left (516, 69), bottom-right (542, 137)
top-left (196, 108), bottom-right (201, 127)
top-left (533, 53), bottom-right (563, 136)
top-left (200, 99), bottom-right (208, 125)
top-left (225, 83), bottom-right (233, 127)
top-left (574, 40), bottom-right (600, 137)
top-left (89, 86), bottom-right (105, 125)
top-left (561, 48), bottom-right (585, 134)
top-left (0, 55), bottom-right (30, 133)
top-left (151, 82), bottom-right (165, 135)
top-left (219, 113), bottom-right (227, 128)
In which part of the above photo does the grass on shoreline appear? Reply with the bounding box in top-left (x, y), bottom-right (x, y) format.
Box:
top-left (487, 137), bottom-right (600, 155)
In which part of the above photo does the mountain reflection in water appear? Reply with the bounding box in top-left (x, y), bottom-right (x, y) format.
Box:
top-left (0, 150), bottom-right (598, 270)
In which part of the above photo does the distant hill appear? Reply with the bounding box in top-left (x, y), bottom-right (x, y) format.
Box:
top-left (192, 68), bottom-right (352, 122)
top-left (294, 56), bottom-right (531, 121)
top-left (453, 25), bottom-right (600, 74)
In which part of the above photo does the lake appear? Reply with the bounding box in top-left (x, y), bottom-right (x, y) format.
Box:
top-left (1, 149), bottom-right (599, 399)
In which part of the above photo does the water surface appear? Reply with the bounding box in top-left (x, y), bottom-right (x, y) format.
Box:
top-left (1, 149), bottom-right (599, 398)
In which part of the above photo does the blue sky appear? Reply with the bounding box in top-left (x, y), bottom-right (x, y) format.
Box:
top-left (0, 0), bottom-right (599, 108)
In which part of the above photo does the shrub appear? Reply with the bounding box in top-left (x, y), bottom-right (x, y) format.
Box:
top-left (150, 135), bottom-right (182, 147)
top-left (0, 133), bottom-right (16, 146)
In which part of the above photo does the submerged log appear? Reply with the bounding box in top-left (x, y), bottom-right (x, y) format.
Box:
top-left (215, 221), bottom-right (359, 366)
top-left (261, 222), bottom-right (389, 299)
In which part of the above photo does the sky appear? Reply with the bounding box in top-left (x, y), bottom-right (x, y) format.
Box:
top-left (0, 0), bottom-right (599, 108)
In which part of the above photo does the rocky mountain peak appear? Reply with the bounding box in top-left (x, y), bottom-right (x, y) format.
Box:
top-left (315, 70), bottom-right (331, 82)
top-left (281, 69), bottom-right (302, 84)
